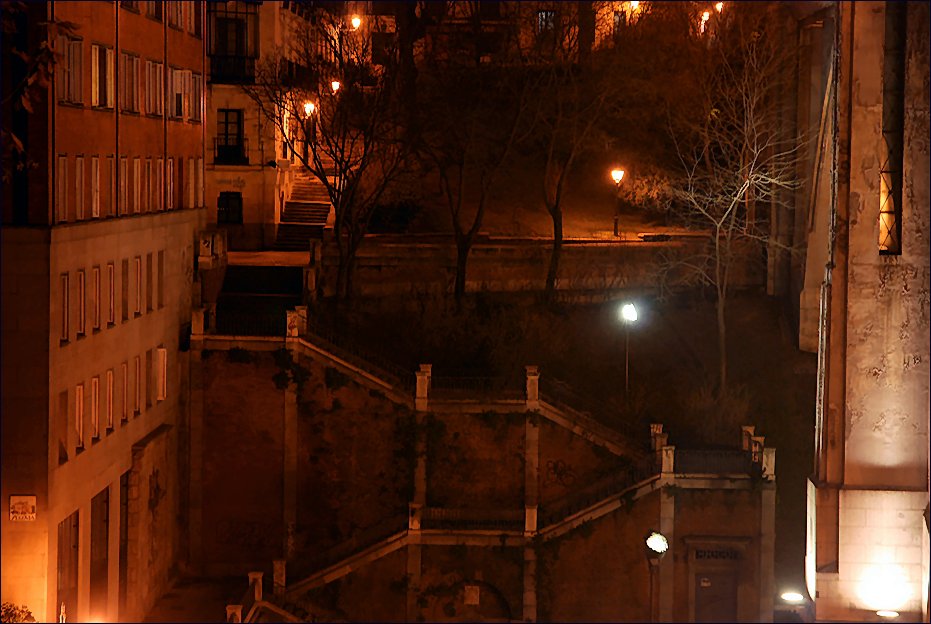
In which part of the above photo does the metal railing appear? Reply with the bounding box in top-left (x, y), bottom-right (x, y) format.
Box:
top-left (215, 309), bottom-right (285, 337)
top-left (430, 376), bottom-right (522, 400)
top-left (421, 507), bottom-right (524, 531)
top-left (538, 376), bottom-right (640, 438)
top-left (303, 320), bottom-right (415, 392)
top-left (209, 54), bottom-right (256, 84)
top-left (674, 449), bottom-right (760, 476)
top-left (214, 137), bottom-right (249, 166)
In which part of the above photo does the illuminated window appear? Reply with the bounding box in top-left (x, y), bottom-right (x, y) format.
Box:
top-left (157, 347), bottom-right (168, 400)
top-left (134, 256), bottom-right (142, 315)
top-left (121, 362), bottom-right (129, 421)
top-left (879, 2), bottom-right (905, 255)
top-left (106, 369), bottom-right (114, 429)
top-left (92, 266), bottom-right (100, 330)
top-left (75, 156), bottom-right (84, 219)
top-left (107, 263), bottom-right (115, 325)
top-left (76, 269), bottom-right (85, 337)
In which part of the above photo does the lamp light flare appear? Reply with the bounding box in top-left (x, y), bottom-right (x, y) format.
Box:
top-left (629, 1), bottom-right (639, 9)
top-left (611, 168), bottom-right (625, 184)
top-left (350, 15), bottom-right (361, 30)
top-left (701, 10), bottom-right (711, 21)
top-left (780, 591), bottom-right (804, 604)
top-left (715, 2), bottom-right (724, 12)
top-left (645, 531), bottom-right (668, 554)
top-left (877, 611), bottom-right (900, 619)
top-left (620, 303), bottom-right (638, 323)
top-left (331, 80), bottom-right (341, 93)
top-left (303, 101), bottom-right (316, 116)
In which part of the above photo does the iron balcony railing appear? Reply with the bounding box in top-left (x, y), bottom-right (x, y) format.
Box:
top-left (209, 54), bottom-right (256, 84)
top-left (214, 137), bottom-right (249, 166)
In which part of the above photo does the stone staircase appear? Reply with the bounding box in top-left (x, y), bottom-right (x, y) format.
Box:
top-left (274, 168), bottom-right (333, 251)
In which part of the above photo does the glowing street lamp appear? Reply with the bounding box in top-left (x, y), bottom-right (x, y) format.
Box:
top-left (700, 10), bottom-right (711, 34)
top-left (331, 80), bottom-right (341, 93)
top-left (619, 303), bottom-right (638, 395)
top-left (350, 15), bottom-right (362, 30)
top-left (877, 611), bottom-right (900, 619)
top-left (629, 1), bottom-right (639, 10)
top-left (780, 591), bottom-right (804, 604)
top-left (303, 101), bottom-right (316, 117)
top-left (644, 530), bottom-right (668, 621)
top-left (611, 168), bottom-right (625, 237)
top-left (715, 2), bottom-right (724, 12)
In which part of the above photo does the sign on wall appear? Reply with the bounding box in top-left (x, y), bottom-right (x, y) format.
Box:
top-left (9, 495), bottom-right (36, 521)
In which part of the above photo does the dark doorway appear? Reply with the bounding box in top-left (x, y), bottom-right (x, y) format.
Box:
top-left (89, 487), bottom-right (110, 619)
top-left (695, 571), bottom-right (738, 622)
top-left (56, 511), bottom-right (80, 622)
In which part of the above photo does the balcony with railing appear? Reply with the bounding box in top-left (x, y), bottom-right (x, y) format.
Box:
top-left (214, 137), bottom-right (249, 166)
top-left (209, 54), bottom-right (256, 84)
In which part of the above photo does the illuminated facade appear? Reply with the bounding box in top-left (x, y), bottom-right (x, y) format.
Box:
top-left (800, 2), bottom-right (930, 621)
top-left (1, 1), bottom-right (207, 622)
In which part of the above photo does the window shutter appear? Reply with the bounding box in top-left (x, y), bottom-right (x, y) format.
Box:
top-left (106, 48), bottom-right (115, 108)
top-left (91, 46), bottom-right (99, 107)
top-left (133, 57), bottom-right (141, 111)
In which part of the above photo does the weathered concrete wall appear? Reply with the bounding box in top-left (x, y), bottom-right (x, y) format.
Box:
top-left (539, 492), bottom-right (658, 622)
top-left (319, 236), bottom-right (767, 298)
top-left (537, 419), bottom-right (627, 507)
top-left (426, 413), bottom-right (525, 509)
top-left (201, 351), bottom-right (285, 574)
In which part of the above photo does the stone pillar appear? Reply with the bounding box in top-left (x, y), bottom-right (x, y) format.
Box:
top-left (658, 481), bottom-right (675, 622)
top-left (191, 306), bottom-right (206, 335)
top-left (273, 560), bottom-right (286, 598)
top-left (524, 416), bottom-right (539, 535)
top-left (751, 436), bottom-right (765, 464)
top-left (740, 425), bottom-right (755, 451)
top-left (415, 364), bottom-right (432, 412)
top-left (283, 362), bottom-right (298, 559)
top-left (763, 448), bottom-right (776, 479)
top-left (225, 604), bottom-right (242, 623)
top-left (286, 308), bottom-right (306, 338)
top-left (406, 543), bottom-right (423, 621)
top-left (522, 546), bottom-right (537, 622)
top-left (248, 571), bottom-right (263, 602)
top-left (525, 365), bottom-right (540, 410)
top-left (408, 502), bottom-right (423, 530)
top-left (651, 424), bottom-right (668, 469)
top-left (759, 478), bottom-right (776, 622)
top-left (660, 445), bottom-right (675, 476)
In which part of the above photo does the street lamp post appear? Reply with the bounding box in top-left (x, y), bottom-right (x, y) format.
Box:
top-left (619, 302), bottom-right (638, 395)
top-left (611, 168), bottom-right (625, 238)
top-left (302, 101), bottom-right (317, 161)
top-left (645, 531), bottom-right (668, 622)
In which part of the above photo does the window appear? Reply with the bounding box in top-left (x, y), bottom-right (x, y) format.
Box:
top-left (57, 156), bottom-right (68, 223)
top-left (119, 52), bottom-right (140, 112)
top-left (92, 266), bottom-right (101, 330)
top-left (168, 1), bottom-right (182, 28)
top-left (106, 370), bottom-right (114, 430)
top-left (145, 350), bottom-right (154, 407)
top-left (76, 269), bottom-right (86, 337)
top-left (156, 158), bottom-right (165, 210)
top-left (217, 191), bottom-right (243, 224)
top-left (120, 0), bottom-right (140, 11)
top-left (215, 109), bottom-right (246, 164)
top-left (119, 157), bottom-right (128, 214)
top-left (91, 157), bottom-right (100, 217)
top-left (133, 256), bottom-right (142, 315)
top-left (121, 259), bottom-right (129, 322)
top-left (193, 0), bottom-right (202, 37)
top-left (133, 158), bottom-right (141, 213)
top-left (191, 73), bottom-right (203, 121)
top-left (75, 156), bottom-right (85, 219)
top-left (133, 356), bottom-right (141, 414)
top-left (107, 263), bottom-right (115, 325)
top-left (169, 68), bottom-right (192, 119)
top-left (879, 2), bottom-right (906, 255)
top-left (537, 10), bottom-right (556, 32)
top-left (146, 61), bottom-right (164, 115)
top-left (167, 158), bottom-right (174, 209)
top-left (75, 383), bottom-right (84, 448)
top-left (144, 1), bottom-right (162, 21)
top-left (208, 3), bottom-right (258, 82)
top-left (145, 159), bottom-right (152, 211)
top-left (121, 362), bottom-right (129, 421)
top-left (185, 0), bottom-right (196, 33)
top-left (157, 347), bottom-right (168, 400)
top-left (56, 37), bottom-right (83, 104)
top-left (90, 376), bottom-right (100, 439)
top-left (60, 273), bottom-right (70, 342)
top-left (91, 45), bottom-right (115, 108)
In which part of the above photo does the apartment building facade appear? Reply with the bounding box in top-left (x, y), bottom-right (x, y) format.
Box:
top-left (1, 1), bottom-right (207, 622)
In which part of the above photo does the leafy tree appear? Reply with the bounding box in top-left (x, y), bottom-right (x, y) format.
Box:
top-left (0, 602), bottom-right (35, 624)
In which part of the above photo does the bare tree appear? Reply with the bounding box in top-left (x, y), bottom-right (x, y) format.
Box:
top-left (415, 3), bottom-right (528, 303)
top-left (657, 3), bottom-right (801, 392)
top-left (243, 8), bottom-right (409, 300)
